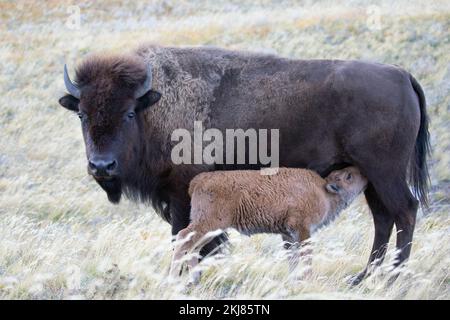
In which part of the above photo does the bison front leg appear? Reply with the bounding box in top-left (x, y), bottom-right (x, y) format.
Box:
top-left (170, 198), bottom-right (191, 239)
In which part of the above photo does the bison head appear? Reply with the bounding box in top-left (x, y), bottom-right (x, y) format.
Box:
top-left (58, 55), bottom-right (161, 203)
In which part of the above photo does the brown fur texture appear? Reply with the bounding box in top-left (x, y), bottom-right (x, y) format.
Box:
top-left (76, 54), bottom-right (149, 90)
top-left (170, 167), bottom-right (367, 279)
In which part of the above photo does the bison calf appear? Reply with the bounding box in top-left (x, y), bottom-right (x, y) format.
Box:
top-left (170, 167), bottom-right (368, 281)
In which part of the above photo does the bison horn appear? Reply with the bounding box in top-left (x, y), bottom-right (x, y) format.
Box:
top-left (64, 64), bottom-right (81, 99)
top-left (134, 65), bottom-right (153, 99)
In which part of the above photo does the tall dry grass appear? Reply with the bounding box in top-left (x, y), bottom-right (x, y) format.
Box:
top-left (0, 0), bottom-right (449, 299)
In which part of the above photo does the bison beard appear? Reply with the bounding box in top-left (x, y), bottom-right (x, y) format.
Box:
top-left (97, 178), bottom-right (122, 204)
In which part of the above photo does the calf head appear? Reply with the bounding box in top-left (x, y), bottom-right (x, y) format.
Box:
top-left (325, 166), bottom-right (368, 203)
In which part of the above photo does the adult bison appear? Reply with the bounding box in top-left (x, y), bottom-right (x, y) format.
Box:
top-left (58, 45), bottom-right (430, 284)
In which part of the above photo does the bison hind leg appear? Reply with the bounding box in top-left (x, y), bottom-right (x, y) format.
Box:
top-left (350, 165), bottom-right (419, 285)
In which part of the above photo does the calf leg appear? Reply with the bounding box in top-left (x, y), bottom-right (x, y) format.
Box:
top-left (170, 223), bottom-right (225, 283)
top-left (170, 199), bottom-right (228, 263)
top-left (281, 234), bottom-right (295, 250)
top-left (170, 225), bottom-right (202, 279)
top-left (281, 233), bottom-right (300, 270)
top-left (287, 226), bottom-right (312, 274)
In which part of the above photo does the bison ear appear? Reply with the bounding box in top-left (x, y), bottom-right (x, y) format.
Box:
top-left (59, 94), bottom-right (79, 112)
top-left (136, 90), bottom-right (161, 113)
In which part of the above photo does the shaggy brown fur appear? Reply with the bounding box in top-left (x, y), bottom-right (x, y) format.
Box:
top-left (76, 54), bottom-right (149, 89)
top-left (170, 167), bottom-right (368, 279)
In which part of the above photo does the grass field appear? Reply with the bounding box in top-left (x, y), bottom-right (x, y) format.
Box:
top-left (0, 0), bottom-right (449, 299)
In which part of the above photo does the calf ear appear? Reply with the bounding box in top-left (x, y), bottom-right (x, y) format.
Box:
top-left (59, 94), bottom-right (79, 112)
top-left (136, 90), bottom-right (162, 113)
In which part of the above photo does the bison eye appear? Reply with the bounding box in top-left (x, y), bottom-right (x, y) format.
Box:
top-left (127, 112), bottom-right (136, 119)
top-left (346, 173), bottom-right (352, 180)
top-left (77, 112), bottom-right (85, 120)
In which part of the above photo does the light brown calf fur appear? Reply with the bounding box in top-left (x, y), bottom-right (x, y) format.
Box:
top-left (170, 167), bottom-right (368, 280)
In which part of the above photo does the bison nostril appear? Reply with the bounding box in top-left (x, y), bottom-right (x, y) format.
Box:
top-left (88, 161), bottom-right (97, 171)
top-left (88, 158), bottom-right (117, 176)
top-left (107, 160), bottom-right (117, 172)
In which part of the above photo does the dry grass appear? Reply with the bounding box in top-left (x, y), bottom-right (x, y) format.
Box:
top-left (0, 0), bottom-right (449, 299)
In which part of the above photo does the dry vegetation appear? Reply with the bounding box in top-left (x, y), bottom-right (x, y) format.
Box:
top-left (0, 0), bottom-right (449, 299)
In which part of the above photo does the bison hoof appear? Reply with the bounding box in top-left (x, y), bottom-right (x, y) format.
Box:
top-left (347, 270), bottom-right (367, 286)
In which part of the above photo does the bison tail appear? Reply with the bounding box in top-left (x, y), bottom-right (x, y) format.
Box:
top-left (409, 74), bottom-right (431, 207)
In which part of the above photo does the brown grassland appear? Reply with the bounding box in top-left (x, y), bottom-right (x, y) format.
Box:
top-left (0, 0), bottom-right (449, 299)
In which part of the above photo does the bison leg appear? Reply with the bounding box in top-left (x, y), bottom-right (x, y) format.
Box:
top-left (198, 232), bottom-right (229, 259)
top-left (393, 188), bottom-right (419, 267)
top-left (352, 170), bottom-right (419, 285)
top-left (350, 184), bottom-right (395, 285)
top-left (170, 198), bottom-right (191, 237)
top-left (383, 192), bottom-right (418, 285)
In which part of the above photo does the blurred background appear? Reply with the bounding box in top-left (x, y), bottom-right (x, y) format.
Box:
top-left (0, 0), bottom-right (448, 299)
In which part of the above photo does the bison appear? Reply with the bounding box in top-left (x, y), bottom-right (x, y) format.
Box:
top-left (170, 166), bottom-right (368, 282)
top-left (58, 45), bottom-right (430, 284)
